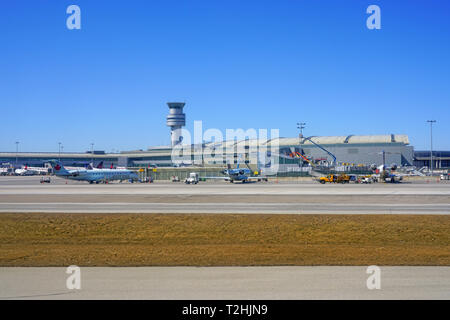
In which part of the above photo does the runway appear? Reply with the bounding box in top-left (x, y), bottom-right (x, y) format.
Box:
top-left (1, 176), bottom-right (449, 214)
top-left (1, 202), bottom-right (449, 214)
top-left (1, 266), bottom-right (449, 300)
top-left (1, 177), bottom-right (449, 300)
top-left (2, 178), bottom-right (450, 195)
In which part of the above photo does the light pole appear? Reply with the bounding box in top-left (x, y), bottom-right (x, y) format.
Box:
top-left (427, 120), bottom-right (436, 175)
top-left (296, 123), bottom-right (306, 170)
top-left (15, 141), bottom-right (19, 166)
top-left (297, 122), bottom-right (306, 139)
top-left (58, 142), bottom-right (61, 161)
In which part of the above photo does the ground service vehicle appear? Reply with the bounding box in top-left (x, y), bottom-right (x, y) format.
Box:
top-left (319, 174), bottom-right (350, 184)
top-left (40, 177), bottom-right (51, 183)
top-left (185, 172), bottom-right (199, 184)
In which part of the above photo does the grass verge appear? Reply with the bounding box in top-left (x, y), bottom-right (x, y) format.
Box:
top-left (0, 213), bottom-right (449, 266)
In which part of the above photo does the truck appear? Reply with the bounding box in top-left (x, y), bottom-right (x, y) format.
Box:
top-left (185, 172), bottom-right (199, 184)
top-left (319, 174), bottom-right (350, 184)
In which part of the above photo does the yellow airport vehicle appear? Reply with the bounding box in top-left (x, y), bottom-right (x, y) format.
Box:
top-left (319, 174), bottom-right (350, 184)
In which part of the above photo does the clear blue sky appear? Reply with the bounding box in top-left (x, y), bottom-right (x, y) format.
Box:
top-left (1, 0), bottom-right (449, 152)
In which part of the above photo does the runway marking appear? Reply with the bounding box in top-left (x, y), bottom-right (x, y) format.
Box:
top-left (1, 202), bottom-right (449, 207)
top-left (1, 202), bottom-right (449, 214)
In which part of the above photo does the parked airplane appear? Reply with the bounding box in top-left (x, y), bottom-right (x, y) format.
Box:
top-left (88, 162), bottom-right (119, 170)
top-left (15, 165), bottom-right (49, 176)
top-left (371, 163), bottom-right (403, 183)
top-left (48, 160), bottom-right (138, 184)
top-left (206, 158), bottom-right (268, 183)
top-left (87, 161), bottom-right (104, 170)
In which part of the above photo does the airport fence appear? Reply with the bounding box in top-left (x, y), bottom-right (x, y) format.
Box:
top-left (131, 166), bottom-right (373, 181)
top-left (132, 167), bottom-right (226, 182)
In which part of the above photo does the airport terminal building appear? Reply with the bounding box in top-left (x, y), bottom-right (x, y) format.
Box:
top-left (3, 101), bottom-right (446, 176)
top-left (0, 134), bottom-right (416, 173)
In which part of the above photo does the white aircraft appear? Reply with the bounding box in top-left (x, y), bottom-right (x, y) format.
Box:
top-left (204, 158), bottom-right (268, 183)
top-left (15, 165), bottom-right (49, 176)
top-left (48, 160), bottom-right (138, 184)
top-left (371, 163), bottom-right (403, 183)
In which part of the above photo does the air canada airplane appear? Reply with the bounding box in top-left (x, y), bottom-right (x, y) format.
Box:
top-left (87, 161), bottom-right (104, 170)
top-left (48, 160), bottom-right (138, 184)
top-left (90, 161), bottom-right (104, 169)
top-left (15, 165), bottom-right (49, 176)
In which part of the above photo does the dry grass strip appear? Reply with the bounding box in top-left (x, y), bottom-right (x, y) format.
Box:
top-left (0, 213), bottom-right (449, 266)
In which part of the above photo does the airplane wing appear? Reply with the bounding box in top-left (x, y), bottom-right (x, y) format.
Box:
top-left (202, 176), bottom-right (231, 181)
top-left (245, 176), bottom-right (269, 181)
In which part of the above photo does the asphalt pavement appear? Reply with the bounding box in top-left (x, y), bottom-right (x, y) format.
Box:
top-left (1, 266), bottom-right (449, 300)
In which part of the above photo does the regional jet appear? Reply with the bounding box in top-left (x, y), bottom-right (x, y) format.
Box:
top-left (48, 160), bottom-right (138, 184)
top-left (15, 165), bottom-right (49, 176)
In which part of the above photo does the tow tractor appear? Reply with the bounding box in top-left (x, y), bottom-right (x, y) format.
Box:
top-left (185, 172), bottom-right (199, 184)
top-left (40, 177), bottom-right (51, 183)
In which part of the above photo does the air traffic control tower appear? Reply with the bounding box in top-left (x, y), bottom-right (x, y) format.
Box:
top-left (166, 102), bottom-right (186, 147)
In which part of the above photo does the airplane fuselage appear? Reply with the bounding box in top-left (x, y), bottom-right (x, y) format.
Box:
top-left (57, 168), bottom-right (138, 183)
top-left (225, 168), bottom-right (252, 182)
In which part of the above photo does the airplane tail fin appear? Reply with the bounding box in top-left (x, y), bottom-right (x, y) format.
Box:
top-left (47, 160), bottom-right (70, 175)
top-left (96, 161), bottom-right (103, 169)
top-left (236, 155), bottom-right (242, 169)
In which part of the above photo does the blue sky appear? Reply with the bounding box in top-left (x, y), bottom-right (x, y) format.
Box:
top-left (1, 0), bottom-right (449, 152)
